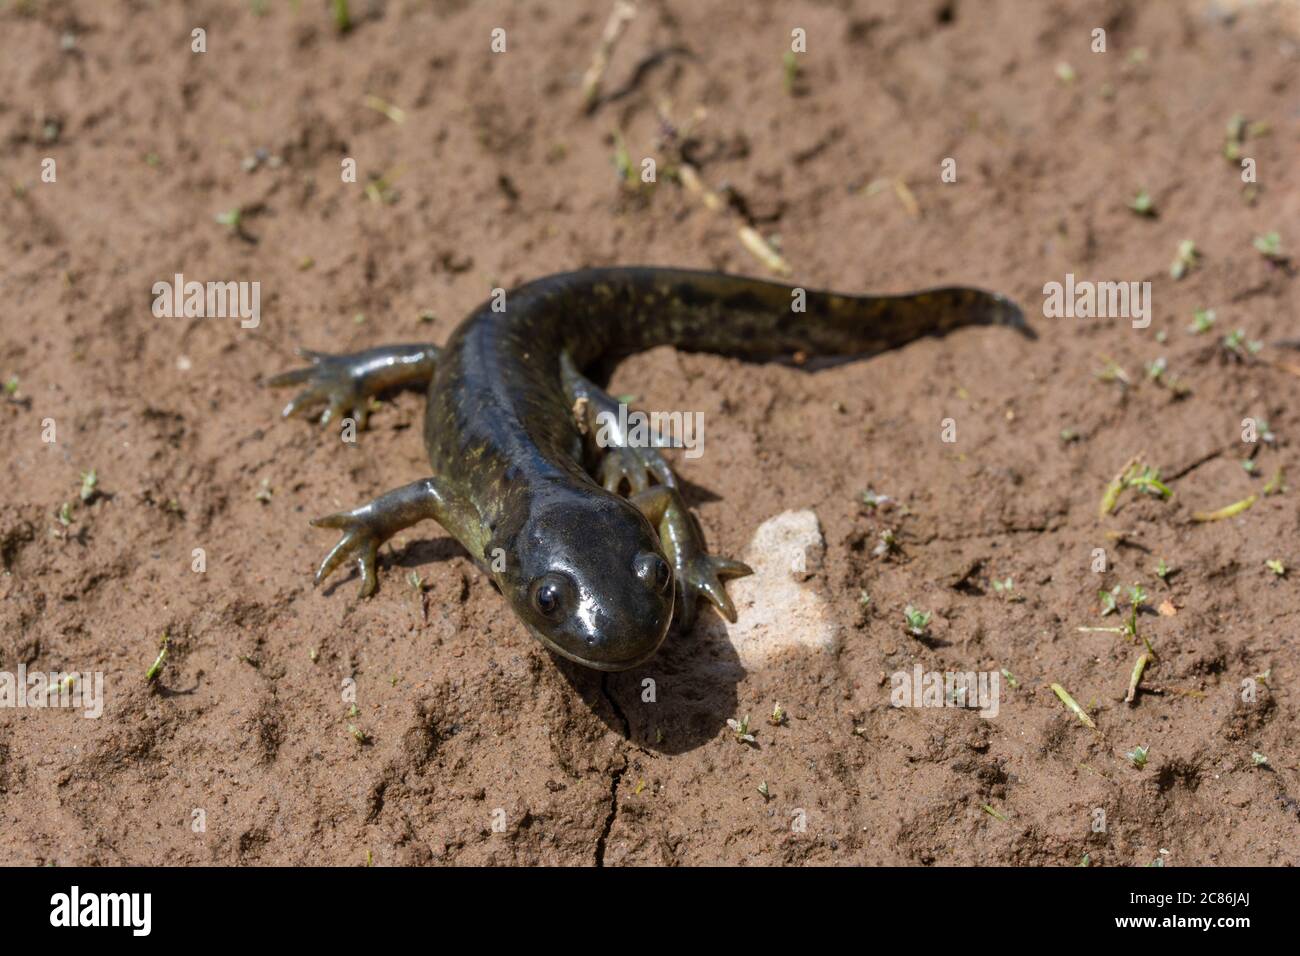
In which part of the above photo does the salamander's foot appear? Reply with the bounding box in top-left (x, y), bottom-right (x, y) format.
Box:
top-left (598, 443), bottom-right (676, 494)
top-left (268, 344), bottom-right (441, 431)
top-left (269, 350), bottom-right (375, 428)
top-left (309, 477), bottom-right (453, 599)
top-left (561, 352), bottom-right (679, 493)
top-left (311, 510), bottom-right (385, 597)
top-left (628, 485), bottom-right (752, 632)
top-left (675, 551), bottom-right (753, 631)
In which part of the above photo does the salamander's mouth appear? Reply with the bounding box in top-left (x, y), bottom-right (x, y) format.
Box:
top-left (523, 622), bottom-right (669, 672)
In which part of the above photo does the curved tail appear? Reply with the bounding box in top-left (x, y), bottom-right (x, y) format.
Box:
top-left (546, 267), bottom-right (1031, 364)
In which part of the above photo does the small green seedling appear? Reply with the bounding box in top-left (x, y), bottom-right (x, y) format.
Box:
top-left (1223, 328), bottom-right (1263, 356)
top-left (1155, 558), bottom-right (1171, 581)
top-left (767, 702), bottom-right (787, 726)
top-left (1252, 752), bottom-right (1268, 766)
top-left (1189, 308), bottom-right (1216, 334)
top-left (873, 528), bottom-right (899, 557)
top-left (56, 501), bottom-right (74, 527)
top-left (79, 469), bottom-right (98, 503)
top-left (331, 0), bottom-right (351, 33)
top-left (1128, 190), bottom-right (1155, 217)
top-left (1253, 232), bottom-right (1284, 262)
top-left (782, 51), bottom-right (800, 94)
top-left (903, 605), bottom-right (932, 637)
top-left (1266, 559), bottom-right (1285, 577)
top-left (1000, 668), bottom-right (1019, 689)
top-left (3, 375), bottom-right (18, 396)
top-left (860, 488), bottom-right (893, 509)
top-left (1170, 239), bottom-right (1198, 279)
top-left (214, 207), bottom-right (243, 231)
top-left (726, 715), bottom-right (756, 745)
top-left (1126, 745), bottom-right (1149, 769)
top-left (757, 781), bottom-right (771, 801)
top-left (146, 634), bottom-right (170, 682)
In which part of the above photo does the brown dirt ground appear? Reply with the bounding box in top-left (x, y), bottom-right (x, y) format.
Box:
top-left (2, 0), bottom-right (1299, 866)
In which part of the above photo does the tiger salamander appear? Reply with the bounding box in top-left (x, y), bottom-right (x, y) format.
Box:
top-left (270, 268), bottom-right (1025, 671)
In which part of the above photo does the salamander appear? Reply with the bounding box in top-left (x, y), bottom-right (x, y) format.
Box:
top-left (270, 267), bottom-right (1026, 671)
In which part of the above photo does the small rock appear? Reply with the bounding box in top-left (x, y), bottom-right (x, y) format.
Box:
top-left (723, 509), bottom-right (836, 668)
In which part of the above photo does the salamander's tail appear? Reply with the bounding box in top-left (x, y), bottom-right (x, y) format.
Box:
top-left (562, 268), bottom-right (1031, 361)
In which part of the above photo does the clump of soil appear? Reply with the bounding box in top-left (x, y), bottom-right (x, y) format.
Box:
top-left (1, 0), bottom-right (1297, 865)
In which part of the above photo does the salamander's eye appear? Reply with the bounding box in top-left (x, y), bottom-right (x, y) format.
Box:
top-left (634, 552), bottom-right (672, 594)
top-left (529, 573), bottom-right (574, 619)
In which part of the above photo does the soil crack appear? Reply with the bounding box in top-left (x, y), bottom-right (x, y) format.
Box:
top-left (595, 674), bottom-right (631, 867)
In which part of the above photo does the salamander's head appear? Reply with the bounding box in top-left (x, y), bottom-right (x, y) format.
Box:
top-left (500, 492), bottom-right (674, 671)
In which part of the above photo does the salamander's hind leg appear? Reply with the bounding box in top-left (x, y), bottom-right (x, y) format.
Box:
top-left (630, 485), bottom-right (752, 631)
top-left (268, 343), bottom-right (440, 429)
top-left (560, 352), bottom-right (676, 493)
top-left (312, 476), bottom-right (460, 598)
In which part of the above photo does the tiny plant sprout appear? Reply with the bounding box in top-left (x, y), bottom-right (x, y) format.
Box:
top-left (782, 51), bottom-right (799, 94)
top-left (858, 590), bottom-right (871, 607)
top-left (1126, 745), bottom-right (1149, 769)
top-left (1155, 558), bottom-right (1170, 580)
top-left (757, 781), bottom-right (771, 801)
top-left (1189, 308), bottom-right (1216, 334)
top-left (1223, 328), bottom-right (1263, 356)
top-left (79, 468), bottom-right (98, 503)
top-left (146, 634), bottom-right (170, 683)
top-left (1252, 752), bottom-right (1268, 766)
top-left (57, 501), bottom-right (74, 526)
top-left (768, 702), bottom-right (787, 726)
top-left (1266, 559), bottom-right (1285, 577)
top-left (860, 488), bottom-right (892, 510)
top-left (215, 207), bottom-right (243, 231)
top-left (1099, 586), bottom-right (1121, 616)
top-left (1128, 189), bottom-right (1155, 217)
top-left (3, 375), bottom-right (18, 396)
top-left (903, 605), bottom-right (931, 637)
top-left (873, 528), bottom-right (898, 557)
top-left (348, 724), bottom-right (368, 744)
top-left (1170, 239), bottom-right (1198, 279)
top-left (726, 715), bottom-right (756, 745)
top-left (1252, 232), bottom-right (1283, 261)
top-left (255, 478), bottom-right (272, 503)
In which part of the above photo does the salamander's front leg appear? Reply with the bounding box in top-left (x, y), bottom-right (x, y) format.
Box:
top-left (268, 344), bottom-right (440, 429)
top-left (630, 485), bottom-right (752, 630)
top-left (560, 353), bottom-right (676, 493)
top-left (313, 476), bottom-right (455, 598)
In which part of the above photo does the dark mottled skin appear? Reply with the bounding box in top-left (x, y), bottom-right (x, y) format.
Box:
top-left (270, 267), bottom-right (1026, 670)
